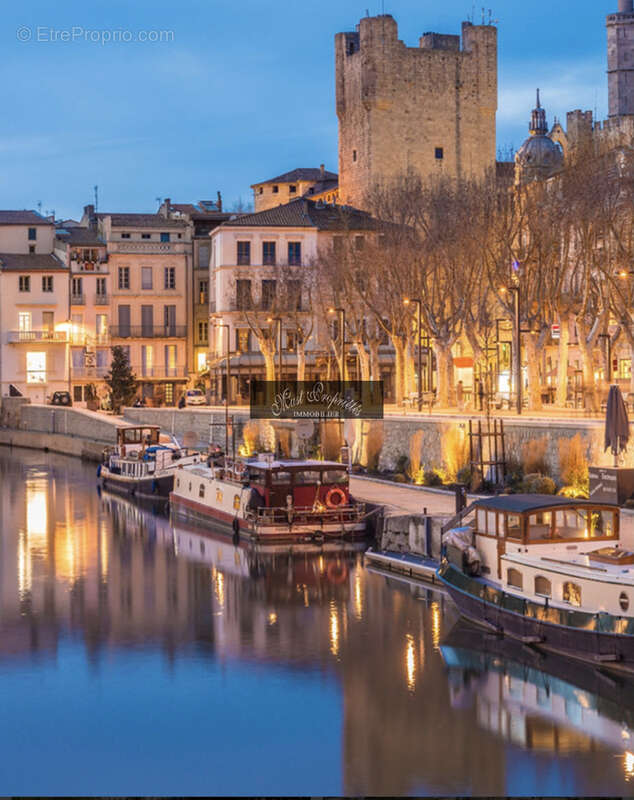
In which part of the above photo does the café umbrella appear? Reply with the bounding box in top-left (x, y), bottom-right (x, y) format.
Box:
top-left (604, 384), bottom-right (630, 467)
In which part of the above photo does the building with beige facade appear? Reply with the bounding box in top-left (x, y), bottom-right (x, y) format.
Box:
top-left (251, 166), bottom-right (338, 213)
top-left (208, 198), bottom-right (387, 401)
top-left (83, 207), bottom-right (191, 406)
top-left (157, 196), bottom-right (231, 377)
top-left (54, 224), bottom-right (110, 405)
top-left (0, 211), bottom-right (69, 403)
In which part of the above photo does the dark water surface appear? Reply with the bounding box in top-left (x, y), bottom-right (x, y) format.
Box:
top-left (1, 447), bottom-right (633, 795)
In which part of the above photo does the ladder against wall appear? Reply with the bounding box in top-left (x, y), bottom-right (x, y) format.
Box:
top-left (468, 418), bottom-right (506, 491)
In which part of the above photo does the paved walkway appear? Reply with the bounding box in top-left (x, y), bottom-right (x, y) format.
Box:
top-left (349, 475), bottom-right (470, 516)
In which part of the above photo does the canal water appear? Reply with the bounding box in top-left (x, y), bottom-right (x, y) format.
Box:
top-left (1, 447), bottom-right (634, 795)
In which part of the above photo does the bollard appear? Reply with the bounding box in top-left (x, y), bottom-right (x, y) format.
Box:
top-left (424, 515), bottom-right (432, 558)
top-left (454, 485), bottom-right (466, 514)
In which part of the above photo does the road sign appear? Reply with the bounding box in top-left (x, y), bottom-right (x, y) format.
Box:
top-left (551, 323), bottom-right (560, 339)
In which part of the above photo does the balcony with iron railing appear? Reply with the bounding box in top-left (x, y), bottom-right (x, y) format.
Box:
top-left (8, 330), bottom-right (68, 344)
top-left (71, 293), bottom-right (85, 305)
top-left (70, 258), bottom-right (108, 273)
top-left (71, 366), bottom-right (110, 379)
top-left (94, 294), bottom-right (109, 305)
top-left (109, 325), bottom-right (187, 339)
top-left (135, 365), bottom-right (186, 378)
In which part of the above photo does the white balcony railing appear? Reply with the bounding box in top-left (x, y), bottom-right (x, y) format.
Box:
top-left (108, 242), bottom-right (188, 255)
top-left (8, 330), bottom-right (68, 344)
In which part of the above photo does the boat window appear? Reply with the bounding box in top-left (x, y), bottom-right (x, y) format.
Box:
top-left (620, 592), bottom-right (630, 612)
top-left (123, 429), bottom-right (140, 444)
top-left (534, 575), bottom-right (551, 597)
top-left (554, 508), bottom-right (587, 539)
top-left (176, 479), bottom-right (180, 488)
top-left (527, 511), bottom-right (552, 540)
top-left (188, 482), bottom-right (192, 492)
top-left (271, 471), bottom-right (292, 485)
top-left (507, 567), bottom-right (523, 589)
top-left (476, 508), bottom-right (486, 532)
top-left (199, 484), bottom-right (205, 498)
top-left (294, 470), bottom-right (322, 485)
top-left (248, 469), bottom-right (265, 485)
top-left (563, 581), bottom-right (582, 607)
top-left (506, 514), bottom-right (522, 539)
top-left (589, 509), bottom-right (616, 538)
top-left (486, 510), bottom-right (497, 536)
top-left (322, 470), bottom-right (347, 485)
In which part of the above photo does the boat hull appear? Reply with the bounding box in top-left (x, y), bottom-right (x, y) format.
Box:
top-left (439, 561), bottom-right (634, 670)
top-left (99, 468), bottom-right (174, 500)
top-left (170, 492), bottom-right (367, 543)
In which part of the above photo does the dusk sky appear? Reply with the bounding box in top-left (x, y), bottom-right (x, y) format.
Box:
top-left (0, 0), bottom-right (613, 219)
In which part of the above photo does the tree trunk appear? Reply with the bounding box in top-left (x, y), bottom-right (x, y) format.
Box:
top-left (369, 341), bottom-right (380, 383)
top-left (524, 333), bottom-right (543, 412)
top-left (256, 336), bottom-right (277, 382)
top-left (579, 337), bottom-right (598, 413)
top-left (435, 341), bottom-right (455, 407)
top-left (354, 341), bottom-right (371, 381)
top-left (391, 336), bottom-right (407, 405)
top-left (404, 339), bottom-right (415, 397)
top-left (555, 314), bottom-right (570, 408)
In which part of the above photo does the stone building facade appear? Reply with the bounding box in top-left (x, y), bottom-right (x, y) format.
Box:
top-left (335, 14), bottom-right (498, 209)
top-left (608, 0), bottom-right (634, 117)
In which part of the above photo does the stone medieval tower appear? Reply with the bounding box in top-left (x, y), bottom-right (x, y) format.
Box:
top-left (335, 15), bottom-right (498, 209)
top-left (607, 0), bottom-right (634, 117)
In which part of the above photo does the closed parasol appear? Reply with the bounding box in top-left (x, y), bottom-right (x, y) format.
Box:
top-left (604, 384), bottom-right (630, 466)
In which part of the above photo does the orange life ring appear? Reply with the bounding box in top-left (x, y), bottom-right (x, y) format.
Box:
top-left (325, 486), bottom-right (346, 508)
top-left (327, 561), bottom-right (348, 584)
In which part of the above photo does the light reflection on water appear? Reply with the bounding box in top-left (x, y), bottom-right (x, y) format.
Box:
top-left (0, 448), bottom-right (633, 795)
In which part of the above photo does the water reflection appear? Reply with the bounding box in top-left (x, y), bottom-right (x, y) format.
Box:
top-left (1, 448), bottom-right (634, 795)
top-left (441, 620), bottom-right (634, 780)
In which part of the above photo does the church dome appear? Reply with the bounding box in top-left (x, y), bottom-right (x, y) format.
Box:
top-left (515, 90), bottom-right (564, 184)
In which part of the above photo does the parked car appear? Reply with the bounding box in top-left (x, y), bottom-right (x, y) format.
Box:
top-left (49, 391), bottom-right (72, 407)
top-left (183, 389), bottom-right (207, 407)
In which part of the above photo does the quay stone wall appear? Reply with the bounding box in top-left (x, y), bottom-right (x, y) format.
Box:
top-left (0, 398), bottom-right (119, 444)
top-left (0, 399), bottom-right (626, 488)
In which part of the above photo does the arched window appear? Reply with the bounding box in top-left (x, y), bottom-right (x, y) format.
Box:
top-left (507, 567), bottom-right (523, 589)
top-left (563, 581), bottom-right (582, 607)
top-left (534, 575), bottom-right (551, 597)
top-left (199, 484), bottom-right (205, 499)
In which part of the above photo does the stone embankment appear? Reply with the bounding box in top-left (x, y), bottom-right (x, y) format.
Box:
top-left (0, 397), bottom-right (121, 461)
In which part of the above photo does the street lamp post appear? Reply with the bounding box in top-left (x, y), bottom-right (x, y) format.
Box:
top-left (213, 320), bottom-right (230, 455)
top-left (511, 286), bottom-right (522, 415)
top-left (404, 298), bottom-right (422, 412)
top-left (598, 332), bottom-right (612, 384)
top-left (328, 307), bottom-right (346, 383)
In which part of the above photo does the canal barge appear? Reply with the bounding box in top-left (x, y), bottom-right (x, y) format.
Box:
top-left (98, 425), bottom-right (203, 499)
top-left (437, 494), bottom-right (634, 669)
top-left (170, 455), bottom-right (366, 542)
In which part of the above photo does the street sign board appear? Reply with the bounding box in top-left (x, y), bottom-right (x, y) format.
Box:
top-left (551, 323), bottom-right (560, 339)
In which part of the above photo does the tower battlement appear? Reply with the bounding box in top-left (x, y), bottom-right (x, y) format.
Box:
top-left (335, 14), bottom-right (498, 208)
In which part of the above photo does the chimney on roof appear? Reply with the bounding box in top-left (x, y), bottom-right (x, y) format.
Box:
top-left (83, 204), bottom-right (96, 229)
top-left (217, 191), bottom-right (222, 212)
top-left (320, 163), bottom-right (325, 178)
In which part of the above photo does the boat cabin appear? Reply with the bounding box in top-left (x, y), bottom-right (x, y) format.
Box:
top-left (234, 458), bottom-right (349, 509)
top-left (468, 494), bottom-right (620, 581)
top-left (473, 495), bottom-right (619, 544)
top-left (115, 426), bottom-right (161, 457)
